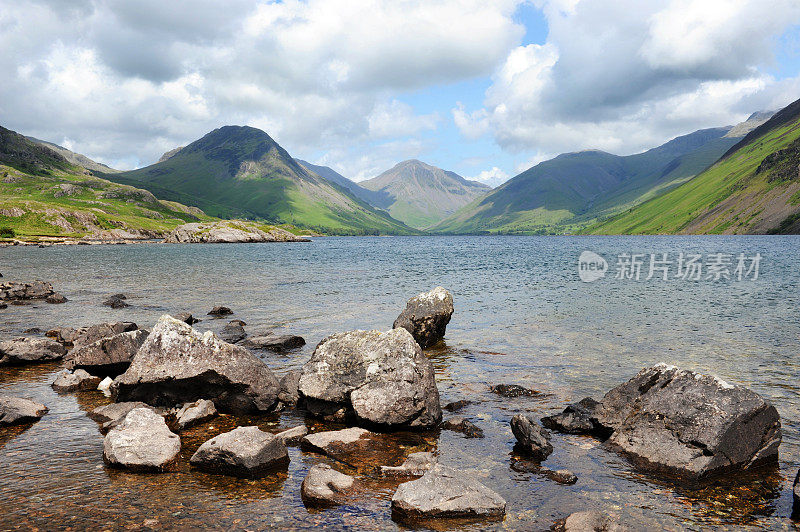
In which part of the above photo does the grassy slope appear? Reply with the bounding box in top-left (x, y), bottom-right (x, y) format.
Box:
top-left (585, 120), bottom-right (800, 234)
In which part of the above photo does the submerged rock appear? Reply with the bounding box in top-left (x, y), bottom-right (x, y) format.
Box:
top-left (219, 322), bottom-right (246, 344)
top-left (392, 286), bottom-right (454, 349)
top-left (103, 294), bottom-right (129, 309)
top-left (381, 452), bottom-right (437, 477)
top-left (301, 427), bottom-right (419, 470)
top-left (52, 369), bottom-right (101, 392)
top-left (173, 399), bottom-right (217, 430)
top-left (490, 384), bottom-right (538, 398)
top-left (298, 328), bottom-right (441, 428)
top-left (511, 414), bottom-right (553, 460)
top-left (441, 417), bottom-right (484, 438)
top-left (102, 408), bottom-right (180, 472)
top-left (301, 464), bottom-right (355, 507)
top-left (190, 426), bottom-right (289, 477)
top-left (111, 315), bottom-right (280, 414)
top-left (241, 334), bottom-right (305, 352)
top-left (0, 337), bottom-right (66, 365)
top-left (553, 511), bottom-right (631, 532)
top-left (66, 329), bottom-right (149, 377)
top-left (207, 306), bottom-right (232, 317)
top-left (0, 395), bottom-right (48, 425)
top-left (391, 464), bottom-right (506, 520)
top-left (0, 280), bottom-right (54, 301)
top-left (541, 397), bottom-right (602, 435)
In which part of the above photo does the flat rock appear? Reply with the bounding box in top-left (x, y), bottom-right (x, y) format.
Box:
top-left (89, 401), bottom-right (158, 424)
top-left (381, 452), bottom-right (437, 477)
top-left (391, 464), bottom-right (506, 519)
top-left (301, 464), bottom-right (355, 506)
top-left (392, 286), bottom-right (453, 349)
top-left (0, 337), bottom-right (66, 365)
top-left (174, 399), bottom-right (217, 430)
top-left (0, 280), bottom-right (54, 301)
top-left (52, 369), bottom-right (101, 392)
top-left (511, 414), bottom-right (553, 460)
top-left (0, 394), bottom-right (48, 425)
top-left (302, 427), bottom-right (430, 472)
top-left (102, 408), bottom-right (180, 472)
top-left (276, 425), bottom-right (308, 445)
top-left (299, 328), bottom-right (441, 428)
top-left (111, 315), bottom-right (280, 414)
top-left (72, 322), bottom-right (139, 349)
top-left (442, 417), bottom-right (484, 438)
top-left (219, 322), bottom-right (246, 344)
top-left (190, 426), bottom-right (289, 477)
top-left (66, 329), bottom-right (149, 377)
top-left (241, 334), bottom-right (306, 351)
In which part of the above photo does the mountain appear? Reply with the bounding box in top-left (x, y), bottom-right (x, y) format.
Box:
top-left (587, 97), bottom-right (800, 234)
top-left (25, 137), bottom-right (120, 174)
top-left (157, 146), bottom-right (184, 163)
top-left (358, 159), bottom-right (491, 229)
top-left (295, 159), bottom-right (390, 207)
top-left (431, 126), bottom-right (744, 234)
top-left (105, 126), bottom-right (417, 235)
top-left (0, 125), bottom-right (215, 240)
top-left (723, 111), bottom-right (774, 138)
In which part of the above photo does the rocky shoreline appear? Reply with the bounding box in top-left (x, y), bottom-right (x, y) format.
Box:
top-left (0, 282), bottom-right (796, 529)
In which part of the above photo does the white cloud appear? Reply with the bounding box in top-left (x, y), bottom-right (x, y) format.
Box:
top-left (470, 166), bottom-right (509, 187)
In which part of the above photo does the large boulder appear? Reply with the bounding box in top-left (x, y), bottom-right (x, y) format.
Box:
top-left (544, 364), bottom-right (781, 480)
top-left (111, 315), bottom-right (280, 414)
top-left (391, 464), bottom-right (506, 520)
top-left (0, 280), bottom-right (53, 301)
top-left (190, 426), bottom-right (289, 477)
top-left (102, 408), bottom-right (180, 472)
top-left (165, 221), bottom-right (309, 243)
top-left (298, 328), bottom-right (441, 428)
top-left (301, 464), bottom-right (355, 507)
top-left (392, 287), bottom-right (453, 348)
top-left (0, 337), bottom-right (66, 365)
top-left (0, 395), bottom-right (48, 425)
top-left (511, 414), bottom-right (553, 460)
top-left (66, 330), bottom-right (149, 377)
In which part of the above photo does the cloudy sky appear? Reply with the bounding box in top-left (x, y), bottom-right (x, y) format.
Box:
top-left (1, 0), bottom-right (799, 184)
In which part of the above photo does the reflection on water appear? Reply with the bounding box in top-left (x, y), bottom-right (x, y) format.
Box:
top-left (0, 235), bottom-right (798, 530)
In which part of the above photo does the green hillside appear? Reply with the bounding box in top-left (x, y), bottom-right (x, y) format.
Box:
top-left (586, 97), bottom-right (800, 235)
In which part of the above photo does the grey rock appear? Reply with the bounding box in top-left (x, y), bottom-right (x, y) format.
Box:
top-left (0, 280), bottom-right (54, 301)
top-left (542, 397), bottom-right (602, 435)
top-left (299, 328), bottom-right (441, 428)
top-left (392, 286), bottom-right (453, 349)
top-left (46, 327), bottom-right (79, 347)
top-left (0, 337), bottom-right (66, 365)
top-left (66, 329), bottom-right (149, 377)
top-left (207, 306), bottom-right (232, 317)
top-left (278, 371), bottom-right (301, 405)
top-left (554, 511), bottom-right (631, 532)
top-left (174, 399), bottom-right (217, 430)
top-left (51, 369), bottom-right (101, 392)
top-left (173, 312), bottom-right (198, 325)
top-left (102, 408), bottom-right (180, 472)
top-left (302, 427), bottom-right (372, 454)
top-left (241, 334), bottom-right (305, 352)
top-left (442, 417), bottom-right (484, 438)
top-left (165, 221), bottom-right (309, 244)
top-left (72, 322), bottom-right (139, 348)
top-left (89, 401), bottom-right (156, 424)
top-left (544, 468), bottom-right (577, 485)
top-left (103, 295), bottom-right (129, 309)
top-left (276, 425), bottom-right (308, 445)
top-left (219, 322), bottom-right (246, 344)
top-left (301, 464), bottom-right (354, 506)
top-left (0, 394), bottom-right (48, 425)
top-left (443, 399), bottom-right (471, 412)
top-left (511, 414), bottom-right (553, 460)
top-left (391, 464), bottom-right (506, 519)
top-left (381, 452), bottom-right (437, 477)
top-left (45, 293), bottom-right (68, 304)
top-left (111, 315), bottom-right (280, 414)
top-left (490, 384), bottom-right (538, 398)
top-left (190, 426), bottom-right (289, 477)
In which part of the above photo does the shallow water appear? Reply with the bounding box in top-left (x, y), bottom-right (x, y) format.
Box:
top-left (0, 235), bottom-right (798, 530)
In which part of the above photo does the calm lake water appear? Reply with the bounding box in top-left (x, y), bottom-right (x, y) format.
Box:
top-left (0, 235), bottom-right (798, 531)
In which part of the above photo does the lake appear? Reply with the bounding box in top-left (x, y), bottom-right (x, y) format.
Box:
top-left (0, 235), bottom-right (798, 530)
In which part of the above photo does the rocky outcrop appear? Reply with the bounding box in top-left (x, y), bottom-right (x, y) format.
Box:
top-left (298, 328), bottom-right (441, 428)
top-left (102, 408), bottom-right (180, 472)
top-left (0, 337), bottom-right (66, 365)
top-left (0, 280), bottom-right (54, 301)
top-left (0, 395), bottom-right (48, 425)
top-left (381, 452), bottom-right (437, 477)
top-left (241, 334), bottom-right (305, 352)
top-left (173, 399), bottom-right (217, 430)
top-left (111, 315), bottom-right (280, 414)
top-left (51, 369), bottom-right (101, 392)
top-left (66, 329), bottom-right (149, 377)
top-left (511, 414), bottom-right (553, 460)
top-left (301, 464), bottom-right (355, 507)
top-left (190, 426), bottom-right (289, 477)
top-left (391, 464), bottom-right (506, 520)
top-left (165, 221), bottom-right (310, 244)
top-left (543, 364), bottom-right (781, 480)
top-left (392, 287), bottom-right (453, 348)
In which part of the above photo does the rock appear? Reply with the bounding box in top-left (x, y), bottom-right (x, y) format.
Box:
top-left (301, 464), bottom-right (355, 506)
top-left (443, 399), bottom-right (471, 412)
top-left (165, 221), bottom-right (309, 244)
top-left (241, 334), bottom-right (306, 352)
top-left (66, 329), bottom-right (149, 377)
top-left (51, 369), bottom-right (101, 392)
top-left (278, 371), bottom-right (301, 406)
top-left (553, 511), bottom-right (631, 532)
top-left (391, 464), bottom-right (506, 520)
top-left (207, 306), bottom-right (232, 317)
top-left (793, 469), bottom-right (800, 520)
top-left (381, 452), bottom-right (437, 477)
top-left (0, 303), bottom-right (6, 309)
top-left (544, 468), bottom-right (577, 485)
top-left (173, 312), bottom-right (198, 325)
top-left (89, 401), bottom-right (157, 424)
top-left (219, 322), bottom-right (246, 344)
top-left (490, 384), bottom-right (538, 398)
top-left (302, 427), bottom-right (429, 472)
top-left (441, 417), bottom-right (484, 438)
top-left (72, 322), bottom-right (139, 348)
top-left (0, 280), bottom-right (54, 301)
top-left (0, 337), bottom-right (66, 365)
top-left (190, 426), bottom-right (289, 477)
top-left (103, 295), bottom-right (129, 308)
top-left (46, 327), bottom-right (79, 347)
top-left (23, 327), bottom-right (41, 334)
top-left (173, 399), bottom-right (217, 430)
top-left (102, 408), bottom-right (180, 472)
top-left (511, 414), bottom-right (553, 460)
top-left (111, 315), bottom-right (279, 413)
top-left (542, 397), bottom-right (603, 435)
top-left (392, 286), bottom-right (453, 349)
top-left (276, 425), bottom-right (308, 445)
top-left (45, 293), bottom-right (67, 304)
top-left (299, 328), bottom-right (441, 428)
top-left (0, 395), bottom-right (48, 425)
top-left (97, 376), bottom-right (113, 395)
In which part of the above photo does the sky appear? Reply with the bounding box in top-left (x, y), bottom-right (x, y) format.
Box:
top-left (1, 1), bottom-right (799, 186)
